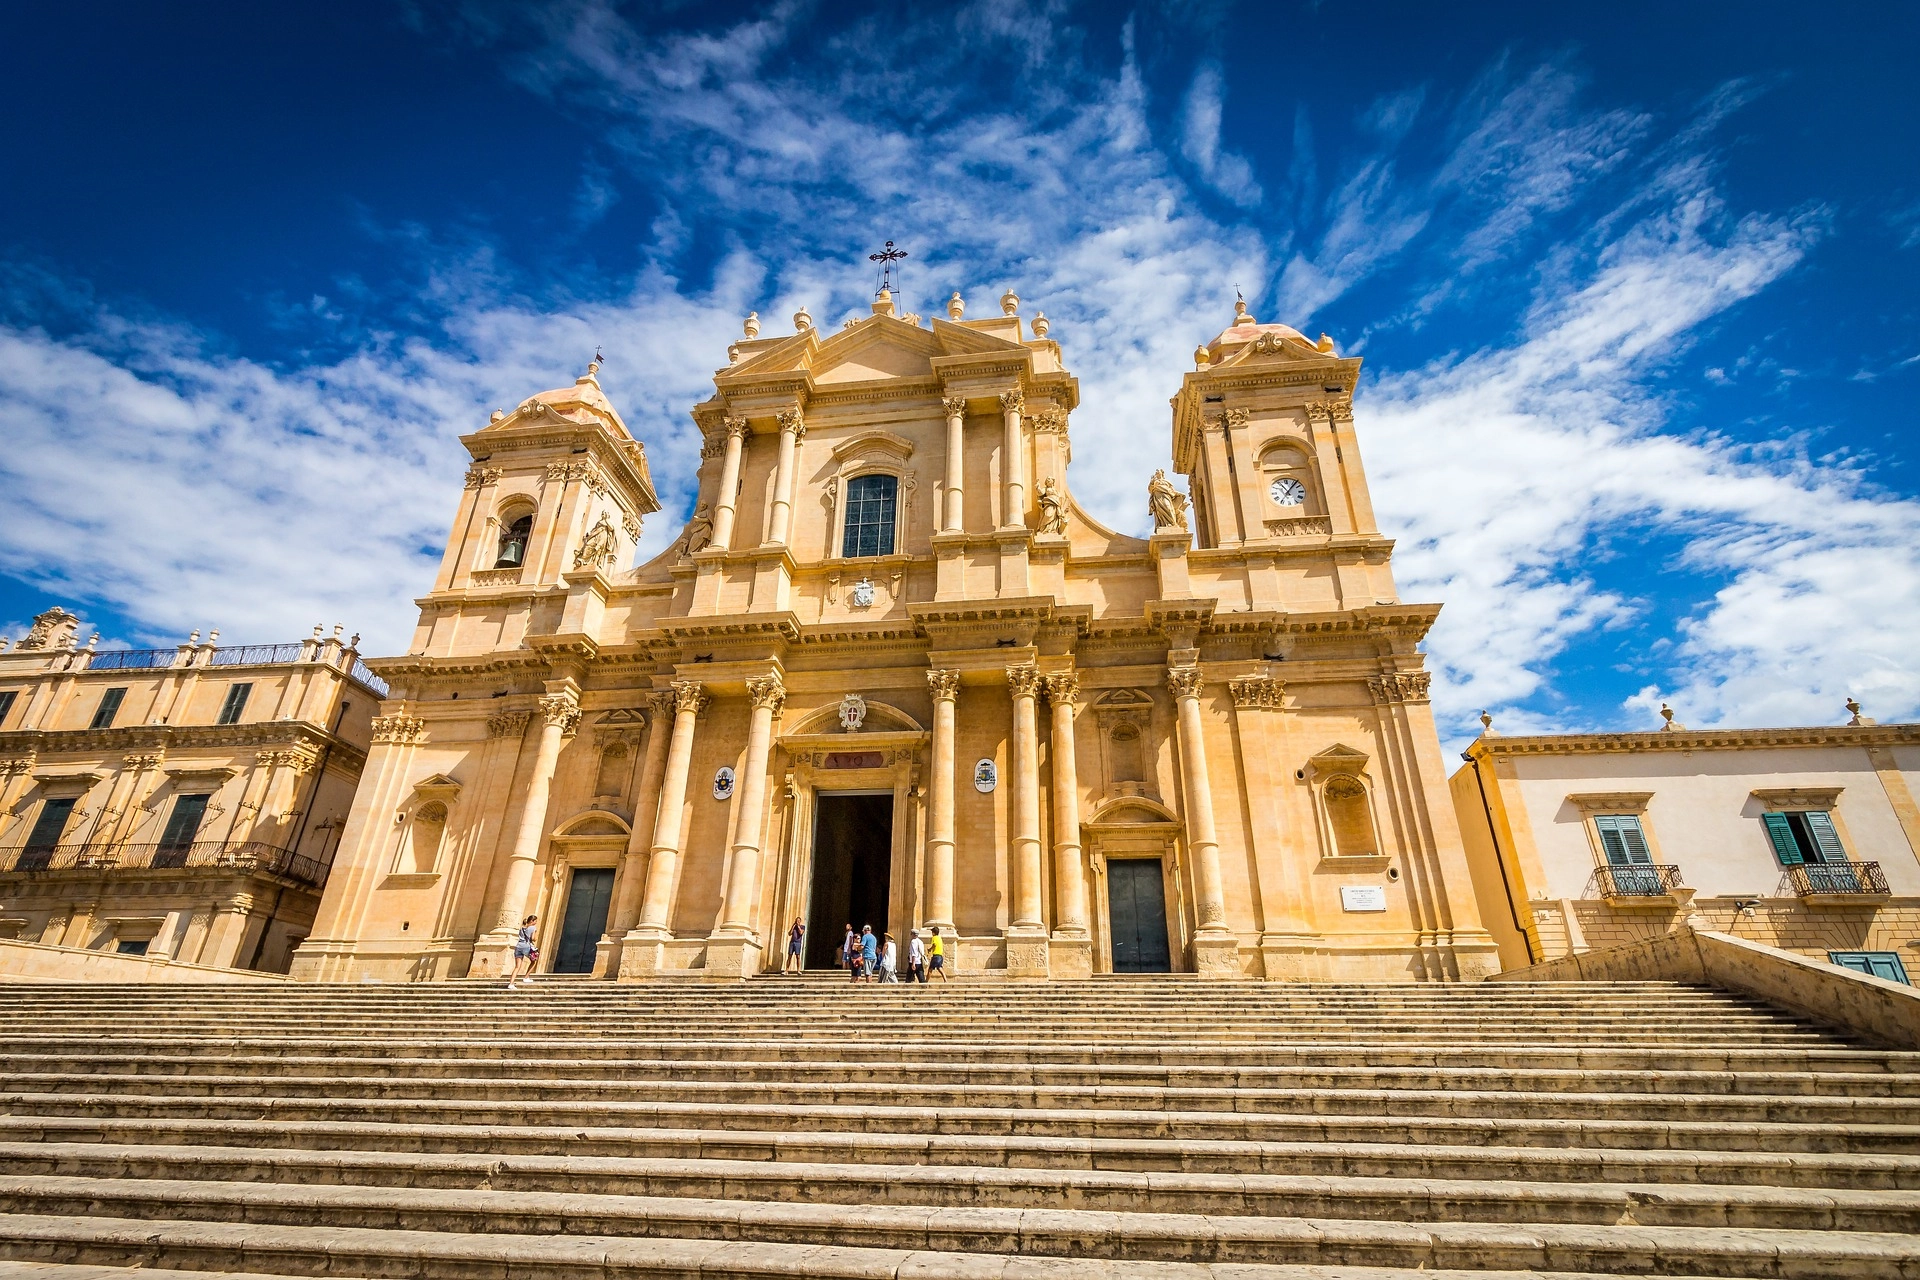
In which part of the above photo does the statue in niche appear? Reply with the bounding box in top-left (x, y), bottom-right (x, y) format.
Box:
top-left (1036, 477), bottom-right (1067, 534)
top-left (1148, 469), bottom-right (1189, 530)
top-left (573, 512), bottom-right (619, 570)
top-left (682, 503), bottom-right (714, 556)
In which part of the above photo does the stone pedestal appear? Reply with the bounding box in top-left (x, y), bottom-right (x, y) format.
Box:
top-left (616, 930), bottom-right (668, 980)
top-left (1191, 932), bottom-right (1242, 978)
top-left (1048, 934), bottom-right (1092, 980)
top-left (703, 936), bottom-right (762, 980)
top-left (1005, 930), bottom-right (1050, 978)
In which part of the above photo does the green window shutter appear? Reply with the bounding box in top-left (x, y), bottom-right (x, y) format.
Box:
top-left (1595, 815), bottom-right (1651, 865)
top-left (1803, 810), bottom-right (1847, 863)
top-left (1762, 813), bottom-right (1803, 865)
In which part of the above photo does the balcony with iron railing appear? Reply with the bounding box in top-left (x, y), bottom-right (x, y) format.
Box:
top-left (38, 635), bottom-right (387, 698)
top-left (1588, 863), bottom-right (1687, 905)
top-left (1787, 860), bottom-right (1890, 901)
top-left (0, 840), bottom-right (329, 889)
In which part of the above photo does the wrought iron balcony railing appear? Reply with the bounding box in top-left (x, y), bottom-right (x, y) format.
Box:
top-left (0, 840), bottom-right (328, 888)
top-left (1788, 861), bottom-right (1890, 898)
top-left (30, 638), bottom-right (388, 698)
top-left (1593, 863), bottom-right (1685, 899)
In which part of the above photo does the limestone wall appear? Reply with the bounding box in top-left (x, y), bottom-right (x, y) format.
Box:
top-left (0, 937), bottom-right (284, 983)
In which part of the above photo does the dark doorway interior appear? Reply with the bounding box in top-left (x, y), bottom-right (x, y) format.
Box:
top-left (805, 793), bottom-right (893, 969)
top-left (552, 867), bottom-right (615, 974)
top-left (1107, 858), bottom-right (1172, 973)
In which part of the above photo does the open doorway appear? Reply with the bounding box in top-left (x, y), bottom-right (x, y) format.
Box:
top-left (805, 792), bottom-right (893, 969)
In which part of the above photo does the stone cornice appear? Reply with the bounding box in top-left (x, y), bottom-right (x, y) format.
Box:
top-left (0, 723), bottom-right (365, 775)
top-left (1469, 723), bottom-right (1920, 760)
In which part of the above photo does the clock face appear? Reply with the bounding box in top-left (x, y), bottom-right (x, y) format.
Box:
top-left (1269, 477), bottom-right (1306, 506)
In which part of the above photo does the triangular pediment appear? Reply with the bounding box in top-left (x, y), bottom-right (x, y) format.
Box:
top-left (812, 319), bottom-right (945, 384)
top-left (1214, 330), bottom-right (1331, 368)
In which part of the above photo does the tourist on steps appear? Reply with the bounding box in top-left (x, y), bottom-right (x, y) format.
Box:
top-left (879, 932), bottom-right (899, 982)
top-left (784, 918), bottom-right (805, 974)
top-left (507, 914), bottom-right (537, 990)
top-left (860, 924), bottom-right (878, 983)
top-left (926, 926), bottom-right (949, 980)
top-left (907, 930), bottom-right (926, 983)
top-left (840, 923), bottom-right (855, 970)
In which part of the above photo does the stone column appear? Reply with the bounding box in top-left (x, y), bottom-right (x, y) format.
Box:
top-left (1045, 671), bottom-right (1091, 978)
top-left (766, 407), bottom-right (805, 546)
top-left (924, 669), bottom-right (959, 931)
top-left (941, 397), bottom-right (966, 533)
top-left (622, 680), bottom-right (708, 977)
top-left (998, 390), bottom-right (1026, 528)
top-left (487, 689), bottom-right (578, 943)
top-left (1006, 663), bottom-right (1048, 976)
top-left (1168, 665), bottom-right (1238, 976)
top-left (608, 692), bottom-right (674, 938)
top-left (709, 417), bottom-right (749, 550)
top-left (708, 673), bottom-right (787, 978)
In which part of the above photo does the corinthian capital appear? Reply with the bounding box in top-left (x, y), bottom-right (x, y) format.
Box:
top-left (941, 396), bottom-right (967, 418)
top-left (1166, 666), bottom-right (1205, 701)
top-left (1367, 671), bottom-right (1432, 705)
top-left (1229, 674), bottom-right (1285, 711)
top-left (671, 679), bottom-right (711, 717)
top-left (776, 407), bottom-right (805, 436)
top-left (1043, 672), bottom-right (1080, 706)
top-left (998, 388), bottom-right (1024, 414)
top-left (746, 673), bottom-right (788, 714)
top-left (1006, 663), bottom-right (1043, 698)
top-left (927, 668), bottom-right (960, 702)
top-left (487, 710), bottom-right (531, 739)
top-left (724, 415), bottom-right (751, 441)
top-left (537, 693), bottom-right (579, 728)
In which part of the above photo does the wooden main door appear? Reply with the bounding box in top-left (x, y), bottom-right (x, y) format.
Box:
top-left (552, 868), bottom-right (614, 974)
top-left (1107, 858), bottom-right (1172, 973)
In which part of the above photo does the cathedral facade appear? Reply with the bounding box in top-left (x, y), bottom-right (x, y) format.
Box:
top-left (290, 289), bottom-right (1499, 983)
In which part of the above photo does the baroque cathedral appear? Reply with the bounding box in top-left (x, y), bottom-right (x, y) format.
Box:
top-left (290, 286), bottom-right (1499, 983)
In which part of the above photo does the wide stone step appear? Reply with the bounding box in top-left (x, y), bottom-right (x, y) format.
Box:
top-left (11, 1141), bottom-right (1919, 1232)
top-left (0, 1218), bottom-right (1790, 1280)
top-left (1, 1179), bottom-right (1914, 1277)
top-left (13, 1114), bottom-right (1920, 1189)
top-left (11, 1052), bottom-right (1915, 1097)
top-left (16, 1070), bottom-right (1915, 1126)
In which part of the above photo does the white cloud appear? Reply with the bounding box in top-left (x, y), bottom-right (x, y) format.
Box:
top-left (1178, 62), bottom-right (1263, 208)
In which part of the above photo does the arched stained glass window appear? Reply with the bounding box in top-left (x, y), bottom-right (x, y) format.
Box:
top-left (841, 474), bottom-right (898, 558)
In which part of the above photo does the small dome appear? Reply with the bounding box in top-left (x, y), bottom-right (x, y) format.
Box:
top-left (505, 366), bottom-right (630, 437)
top-left (1204, 321), bottom-right (1313, 362)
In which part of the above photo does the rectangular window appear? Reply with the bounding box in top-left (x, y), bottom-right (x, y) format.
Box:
top-left (0, 690), bottom-right (16, 727)
top-left (1593, 814), bottom-right (1652, 865)
top-left (157, 794), bottom-right (211, 859)
top-left (89, 687), bottom-right (127, 729)
top-left (217, 683), bottom-right (252, 725)
top-left (841, 474), bottom-right (898, 558)
top-left (1763, 810), bottom-right (1847, 866)
top-left (1830, 951), bottom-right (1909, 984)
top-left (115, 939), bottom-right (150, 957)
top-left (23, 797), bottom-right (76, 859)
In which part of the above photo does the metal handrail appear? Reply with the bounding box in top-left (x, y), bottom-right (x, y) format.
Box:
top-left (211, 643), bottom-right (305, 667)
top-left (349, 658), bottom-right (390, 698)
top-left (1592, 864), bottom-right (1684, 898)
top-left (1788, 861), bottom-right (1889, 897)
top-left (0, 840), bottom-right (328, 888)
top-left (85, 648), bottom-right (177, 671)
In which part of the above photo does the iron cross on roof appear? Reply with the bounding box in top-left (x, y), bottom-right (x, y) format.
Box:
top-left (868, 240), bottom-right (908, 295)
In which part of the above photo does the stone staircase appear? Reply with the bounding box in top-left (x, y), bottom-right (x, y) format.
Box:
top-left (0, 975), bottom-right (1913, 1279)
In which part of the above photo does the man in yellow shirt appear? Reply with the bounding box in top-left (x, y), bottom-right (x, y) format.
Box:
top-left (926, 927), bottom-right (949, 980)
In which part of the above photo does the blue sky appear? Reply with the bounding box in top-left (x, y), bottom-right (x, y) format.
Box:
top-left (2, 1), bottom-right (1916, 747)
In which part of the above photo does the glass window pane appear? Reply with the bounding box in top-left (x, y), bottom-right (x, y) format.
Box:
top-left (841, 475), bottom-right (898, 558)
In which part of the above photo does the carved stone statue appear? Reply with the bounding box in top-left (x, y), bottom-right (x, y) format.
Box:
top-left (573, 512), bottom-right (619, 570)
top-left (682, 502), bottom-right (714, 556)
top-left (1037, 477), bottom-right (1067, 535)
top-left (1148, 469), bottom-right (1189, 530)
top-left (17, 607), bottom-right (79, 651)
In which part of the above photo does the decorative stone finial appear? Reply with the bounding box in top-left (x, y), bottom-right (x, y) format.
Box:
top-left (947, 291), bottom-right (964, 320)
top-left (333, 625), bottom-right (343, 637)
top-left (743, 311), bottom-right (760, 338)
top-left (208, 630), bottom-right (220, 645)
top-left (188, 630), bottom-right (200, 645)
top-left (1194, 344), bottom-right (1210, 368)
top-left (313, 625), bottom-right (324, 638)
top-left (1658, 703), bottom-right (1685, 731)
top-left (1233, 295), bottom-right (1253, 326)
top-left (1848, 696), bottom-right (1866, 726)
top-left (1000, 288), bottom-right (1019, 316)
top-left (489, 408), bottom-right (505, 423)
top-left (793, 305), bottom-right (813, 332)
top-left (1031, 312), bottom-right (1049, 338)
top-left (85, 631), bottom-right (98, 650)
top-left (1479, 710), bottom-right (1493, 731)
top-left (1317, 333), bottom-right (1334, 353)
top-left (349, 633), bottom-right (361, 650)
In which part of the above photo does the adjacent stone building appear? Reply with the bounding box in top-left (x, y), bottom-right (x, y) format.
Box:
top-left (293, 289), bottom-right (1498, 983)
top-left (0, 610), bottom-right (379, 972)
top-left (1452, 707), bottom-right (1920, 980)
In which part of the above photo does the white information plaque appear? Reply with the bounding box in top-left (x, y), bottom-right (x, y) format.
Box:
top-left (1340, 885), bottom-right (1388, 913)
